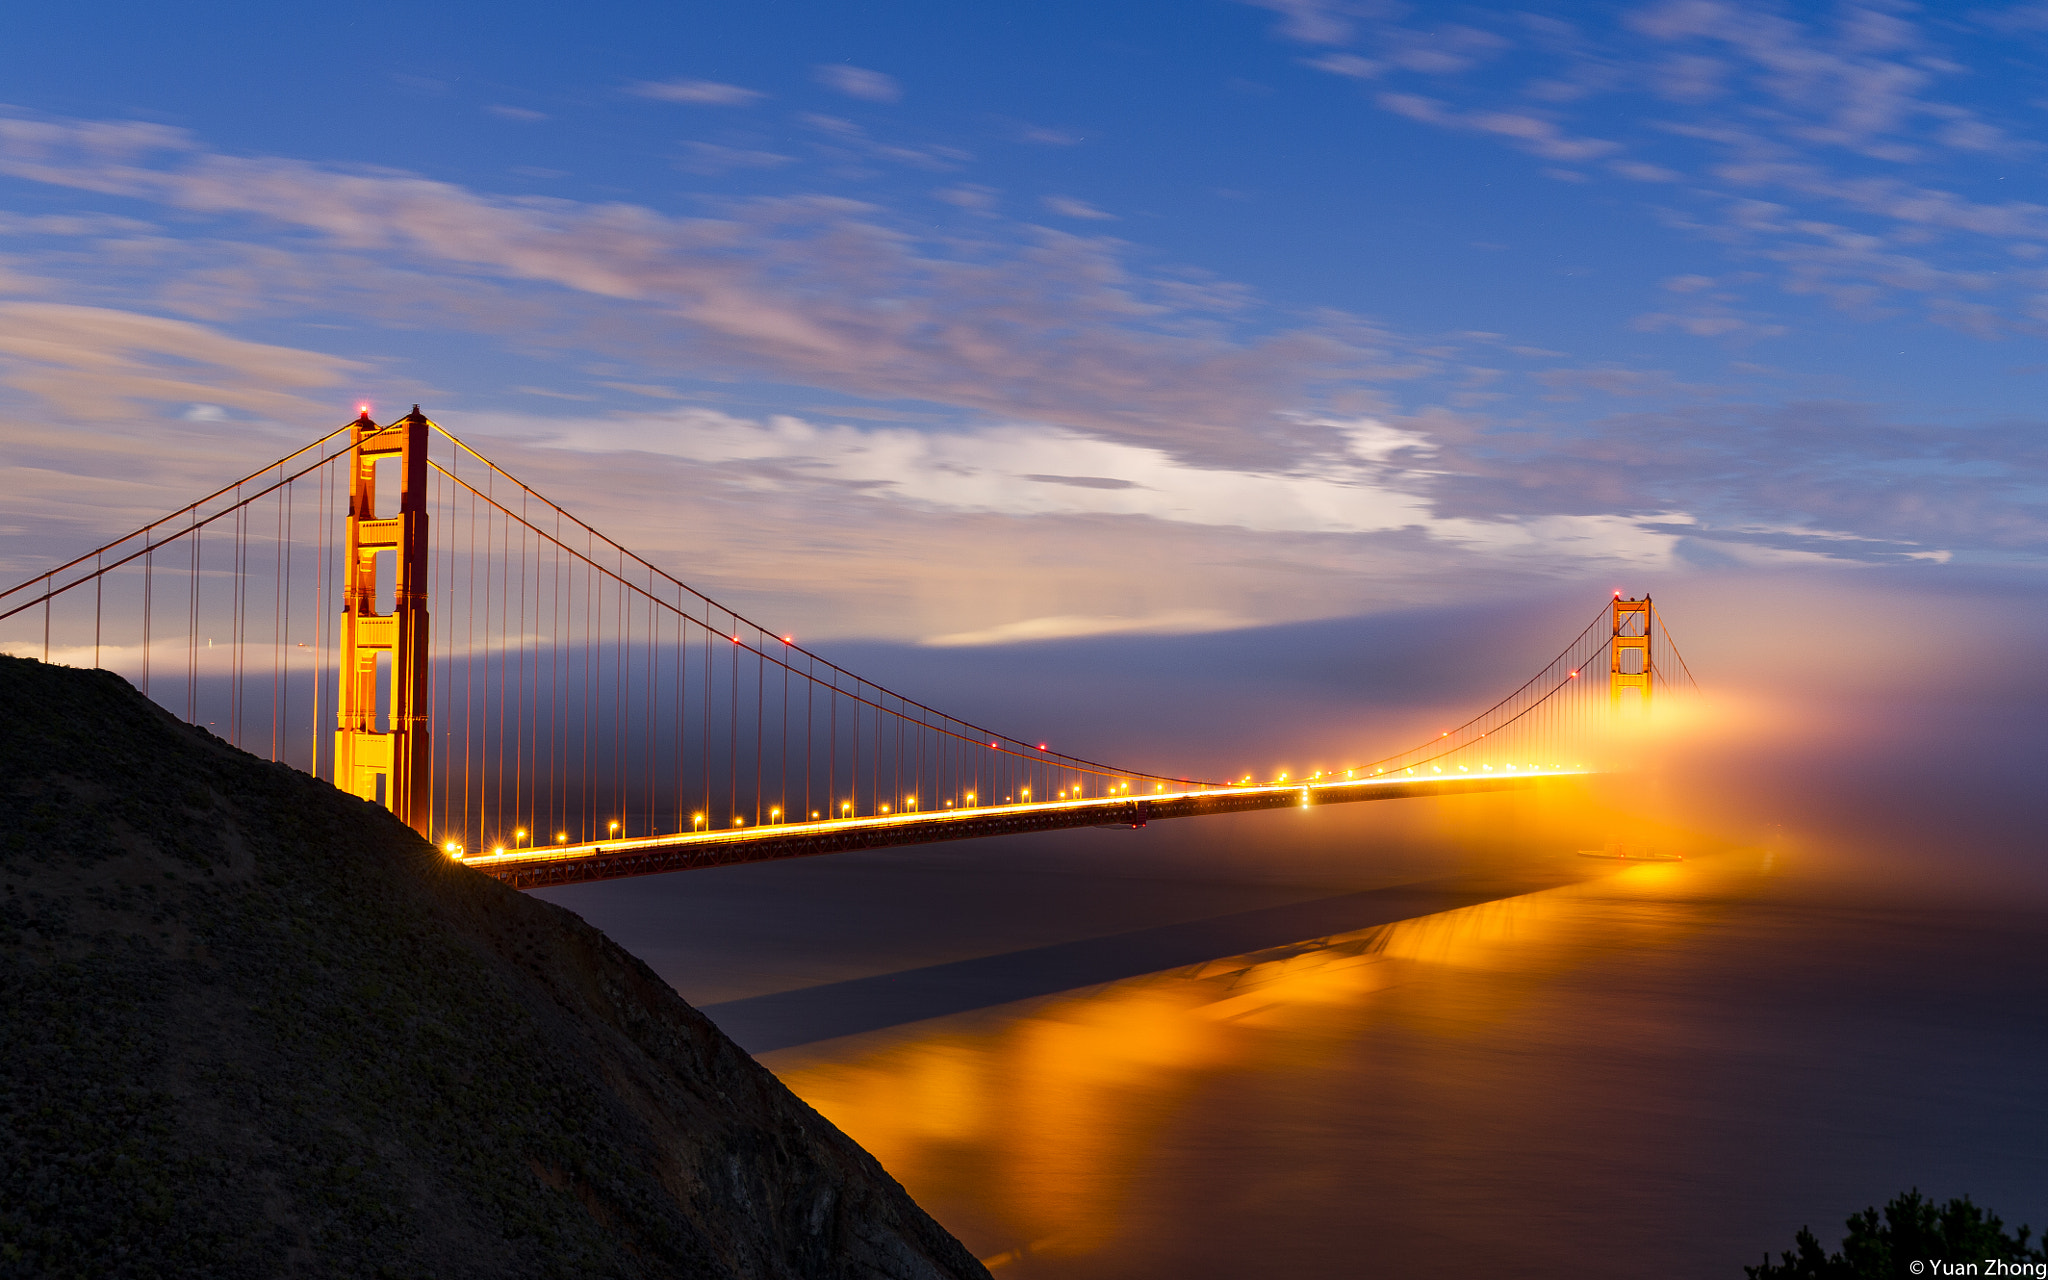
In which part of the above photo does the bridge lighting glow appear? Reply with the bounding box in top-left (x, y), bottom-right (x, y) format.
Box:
top-left (556, 832), bottom-right (567, 843)
top-left (880, 805), bottom-right (889, 813)
top-left (781, 635), bottom-right (793, 644)
top-left (734, 816), bottom-right (744, 826)
top-left (1021, 789), bottom-right (1030, 798)
top-left (493, 846), bottom-right (504, 855)
top-left (965, 792), bottom-right (975, 802)
top-left (609, 821), bottom-right (620, 833)
top-left (811, 810), bottom-right (820, 819)
top-left (692, 813), bottom-right (705, 829)
top-left (842, 802), bottom-right (852, 814)
top-left (1038, 743), bottom-right (1047, 751)
top-left (770, 807), bottom-right (781, 820)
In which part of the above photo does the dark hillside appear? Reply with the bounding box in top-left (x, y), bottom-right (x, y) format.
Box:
top-left (0, 655), bottom-right (989, 1280)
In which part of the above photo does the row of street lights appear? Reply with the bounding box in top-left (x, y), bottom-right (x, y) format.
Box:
top-left (454, 775), bottom-right (1215, 858)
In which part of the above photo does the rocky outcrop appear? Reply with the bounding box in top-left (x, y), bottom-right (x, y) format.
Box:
top-left (0, 655), bottom-right (988, 1280)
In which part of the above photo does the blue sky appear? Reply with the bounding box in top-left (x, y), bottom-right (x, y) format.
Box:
top-left (4, 0), bottom-right (2047, 642)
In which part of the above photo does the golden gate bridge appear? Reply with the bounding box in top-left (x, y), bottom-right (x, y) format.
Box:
top-left (0, 407), bottom-right (1696, 888)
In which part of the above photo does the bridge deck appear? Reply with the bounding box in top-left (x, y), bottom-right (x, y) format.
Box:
top-left (461, 769), bottom-right (1582, 888)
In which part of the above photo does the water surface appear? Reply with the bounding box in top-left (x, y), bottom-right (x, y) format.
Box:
top-left (546, 833), bottom-right (2048, 1277)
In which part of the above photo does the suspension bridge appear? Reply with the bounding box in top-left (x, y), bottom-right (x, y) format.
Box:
top-left (0, 408), bottom-right (1696, 888)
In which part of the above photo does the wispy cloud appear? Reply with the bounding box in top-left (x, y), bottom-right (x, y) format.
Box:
top-left (1040, 195), bottom-right (1116, 220)
top-left (678, 142), bottom-right (794, 175)
top-left (0, 300), bottom-right (358, 420)
top-left (1423, 398), bottom-right (2043, 557)
top-left (0, 112), bottom-right (1420, 467)
top-left (814, 64), bottom-right (902, 103)
top-left (629, 79), bottom-right (766, 106)
top-left (1251, 0), bottom-right (2048, 340)
top-left (2, 107), bottom-right (2041, 595)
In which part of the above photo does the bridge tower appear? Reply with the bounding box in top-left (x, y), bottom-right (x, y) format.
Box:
top-left (1610, 594), bottom-right (1652, 712)
top-left (335, 406), bottom-right (432, 834)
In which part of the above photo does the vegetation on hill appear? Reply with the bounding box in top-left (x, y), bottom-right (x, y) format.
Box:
top-left (0, 655), bottom-right (989, 1280)
top-left (1747, 1190), bottom-right (2043, 1278)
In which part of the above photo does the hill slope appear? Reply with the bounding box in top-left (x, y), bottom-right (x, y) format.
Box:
top-left (0, 655), bottom-right (989, 1280)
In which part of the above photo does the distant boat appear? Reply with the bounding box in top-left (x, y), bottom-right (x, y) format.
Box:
top-left (1578, 842), bottom-right (1684, 862)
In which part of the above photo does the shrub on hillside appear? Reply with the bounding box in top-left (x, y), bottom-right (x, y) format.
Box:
top-left (1748, 1190), bottom-right (2044, 1279)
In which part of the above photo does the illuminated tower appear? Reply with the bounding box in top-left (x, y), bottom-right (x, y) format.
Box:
top-left (335, 406), bottom-right (432, 833)
top-left (1610, 593), bottom-right (1652, 713)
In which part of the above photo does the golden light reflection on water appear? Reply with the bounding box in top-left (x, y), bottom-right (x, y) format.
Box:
top-left (763, 852), bottom-right (1773, 1270)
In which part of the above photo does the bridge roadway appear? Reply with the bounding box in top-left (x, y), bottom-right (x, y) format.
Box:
top-left (461, 769), bottom-right (1584, 889)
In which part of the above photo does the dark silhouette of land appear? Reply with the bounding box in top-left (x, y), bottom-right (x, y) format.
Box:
top-left (0, 655), bottom-right (987, 1279)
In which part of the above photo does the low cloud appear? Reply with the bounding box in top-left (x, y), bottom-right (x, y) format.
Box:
top-left (923, 610), bottom-right (1249, 647)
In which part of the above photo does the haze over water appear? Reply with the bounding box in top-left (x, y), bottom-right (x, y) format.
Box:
top-left (543, 577), bottom-right (2048, 1276)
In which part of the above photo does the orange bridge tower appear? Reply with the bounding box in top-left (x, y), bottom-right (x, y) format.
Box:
top-left (335, 406), bottom-right (432, 834)
top-left (1610, 593), bottom-right (1652, 712)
